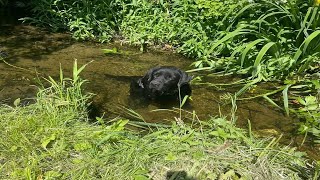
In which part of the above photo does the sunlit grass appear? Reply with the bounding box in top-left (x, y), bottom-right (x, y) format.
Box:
top-left (2, 107), bottom-right (320, 179)
top-left (1, 104), bottom-right (318, 179)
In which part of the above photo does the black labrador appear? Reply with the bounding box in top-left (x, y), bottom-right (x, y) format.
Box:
top-left (130, 66), bottom-right (192, 101)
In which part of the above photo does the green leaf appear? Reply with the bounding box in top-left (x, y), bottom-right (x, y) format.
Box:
top-left (302, 30), bottom-right (320, 55)
top-left (13, 98), bottom-right (21, 107)
top-left (74, 142), bottom-right (92, 151)
top-left (180, 95), bottom-right (189, 108)
top-left (254, 42), bottom-right (276, 67)
top-left (226, 3), bottom-right (258, 31)
top-left (305, 7), bottom-right (318, 33)
top-left (263, 95), bottom-right (281, 109)
top-left (133, 175), bottom-right (149, 180)
top-left (310, 128), bottom-right (320, 135)
top-left (44, 171), bottom-right (62, 179)
top-left (311, 80), bottom-right (320, 89)
top-left (102, 48), bottom-right (119, 54)
top-left (41, 134), bottom-right (56, 149)
top-left (305, 96), bottom-right (317, 105)
top-left (220, 169), bottom-right (239, 179)
top-left (282, 85), bottom-right (291, 116)
top-left (10, 145), bottom-right (18, 151)
top-left (252, 42), bottom-right (276, 77)
top-left (165, 152), bottom-right (177, 161)
top-left (210, 128), bottom-right (228, 140)
top-left (296, 7), bottom-right (313, 38)
top-left (296, 97), bottom-right (306, 105)
top-left (96, 117), bottom-right (105, 124)
top-left (240, 39), bottom-right (265, 67)
top-left (210, 28), bottom-right (251, 53)
top-left (192, 151), bottom-right (204, 160)
top-left (306, 104), bottom-right (318, 111)
top-left (107, 119), bottom-right (129, 131)
top-left (294, 30), bottom-right (320, 62)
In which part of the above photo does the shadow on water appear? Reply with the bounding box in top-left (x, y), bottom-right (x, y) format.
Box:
top-left (1, 25), bottom-right (320, 159)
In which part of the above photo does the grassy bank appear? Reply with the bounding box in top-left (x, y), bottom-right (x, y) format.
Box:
top-left (0, 61), bottom-right (319, 179)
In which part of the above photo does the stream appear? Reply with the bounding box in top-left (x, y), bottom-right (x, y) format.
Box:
top-left (1, 25), bottom-right (319, 160)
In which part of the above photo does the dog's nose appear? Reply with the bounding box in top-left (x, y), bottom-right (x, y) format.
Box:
top-left (149, 81), bottom-right (164, 91)
top-left (149, 81), bottom-right (159, 88)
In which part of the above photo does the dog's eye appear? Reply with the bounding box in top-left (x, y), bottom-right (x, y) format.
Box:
top-left (153, 73), bottom-right (160, 78)
top-left (165, 75), bottom-right (173, 80)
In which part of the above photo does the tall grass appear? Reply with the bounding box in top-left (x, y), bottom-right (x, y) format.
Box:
top-left (36, 59), bottom-right (93, 119)
top-left (204, 0), bottom-right (320, 142)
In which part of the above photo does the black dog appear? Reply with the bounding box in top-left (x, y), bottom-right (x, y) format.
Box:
top-left (130, 66), bottom-right (192, 101)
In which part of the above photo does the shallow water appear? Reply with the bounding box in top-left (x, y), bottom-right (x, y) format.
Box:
top-left (1, 25), bottom-right (319, 159)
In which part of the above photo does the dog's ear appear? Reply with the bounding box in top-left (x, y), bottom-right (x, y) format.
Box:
top-left (137, 78), bottom-right (144, 88)
top-left (142, 67), bottom-right (160, 82)
top-left (178, 72), bottom-right (192, 87)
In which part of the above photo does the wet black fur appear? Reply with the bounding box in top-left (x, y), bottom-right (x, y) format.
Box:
top-left (130, 66), bottom-right (192, 101)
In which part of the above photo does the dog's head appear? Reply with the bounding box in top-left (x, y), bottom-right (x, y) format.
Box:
top-left (137, 66), bottom-right (192, 98)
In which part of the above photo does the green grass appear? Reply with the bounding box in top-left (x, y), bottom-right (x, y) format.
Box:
top-left (0, 61), bottom-right (319, 179)
top-left (1, 104), bottom-right (318, 179)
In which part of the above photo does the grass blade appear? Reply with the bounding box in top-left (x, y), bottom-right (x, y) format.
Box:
top-left (305, 7), bottom-right (318, 32)
top-left (210, 28), bottom-right (251, 53)
top-left (263, 95), bottom-right (281, 109)
top-left (297, 7), bottom-right (313, 38)
top-left (302, 30), bottom-right (320, 54)
top-left (254, 42), bottom-right (276, 67)
top-left (252, 42), bottom-right (276, 77)
top-left (282, 85), bottom-right (291, 116)
top-left (226, 3), bottom-right (258, 31)
top-left (240, 39), bottom-right (265, 67)
top-left (293, 30), bottom-right (320, 63)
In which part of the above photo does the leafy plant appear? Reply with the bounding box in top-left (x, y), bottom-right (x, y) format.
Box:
top-left (286, 79), bottom-right (320, 143)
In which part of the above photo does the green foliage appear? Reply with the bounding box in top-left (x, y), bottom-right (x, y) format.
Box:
top-left (120, 0), bottom-right (245, 54)
top-left (24, 0), bottom-right (122, 41)
top-left (0, 104), bottom-right (317, 179)
top-left (206, 0), bottom-right (320, 79)
top-left (284, 79), bottom-right (320, 143)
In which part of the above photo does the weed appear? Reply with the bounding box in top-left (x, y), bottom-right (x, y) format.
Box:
top-left (36, 59), bottom-right (93, 120)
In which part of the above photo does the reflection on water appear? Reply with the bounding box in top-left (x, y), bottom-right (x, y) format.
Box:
top-left (1, 25), bottom-right (319, 159)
